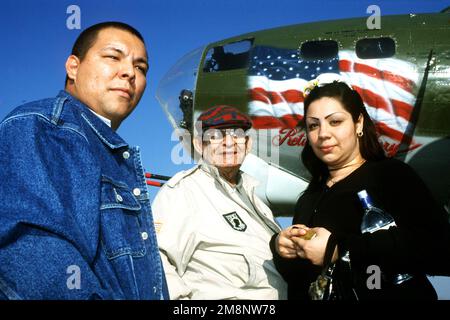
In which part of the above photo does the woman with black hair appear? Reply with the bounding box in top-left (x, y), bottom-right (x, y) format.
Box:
top-left (271, 75), bottom-right (450, 300)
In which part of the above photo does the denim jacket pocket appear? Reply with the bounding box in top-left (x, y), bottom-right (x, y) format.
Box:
top-left (100, 176), bottom-right (146, 259)
top-left (0, 275), bottom-right (22, 300)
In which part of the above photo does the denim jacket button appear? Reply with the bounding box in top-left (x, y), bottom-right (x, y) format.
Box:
top-left (141, 231), bottom-right (149, 240)
top-left (116, 194), bottom-right (123, 202)
top-left (122, 151), bottom-right (130, 159)
top-left (133, 188), bottom-right (141, 196)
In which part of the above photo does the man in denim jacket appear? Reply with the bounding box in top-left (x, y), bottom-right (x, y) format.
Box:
top-left (0, 22), bottom-right (168, 299)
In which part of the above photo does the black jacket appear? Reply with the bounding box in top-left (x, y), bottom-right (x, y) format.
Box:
top-left (271, 158), bottom-right (450, 300)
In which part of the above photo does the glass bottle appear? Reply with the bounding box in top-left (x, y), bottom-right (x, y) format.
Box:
top-left (357, 190), bottom-right (413, 284)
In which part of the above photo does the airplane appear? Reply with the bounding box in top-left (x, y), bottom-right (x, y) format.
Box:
top-left (156, 7), bottom-right (450, 218)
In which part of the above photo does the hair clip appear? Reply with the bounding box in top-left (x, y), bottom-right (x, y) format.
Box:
top-left (302, 73), bottom-right (352, 98)
top-left (303, 79), bottom-right (319, 97)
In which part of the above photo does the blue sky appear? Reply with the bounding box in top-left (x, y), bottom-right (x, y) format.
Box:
top-left (1, 0), bottom-right (449, 298)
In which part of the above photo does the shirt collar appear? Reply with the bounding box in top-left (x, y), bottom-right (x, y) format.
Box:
top-left (199, 161), bottom-right (244, 189)
top-left (88, 109), bottom-right (112, 127)
top-left (58, 90), bottom-right (128, 150)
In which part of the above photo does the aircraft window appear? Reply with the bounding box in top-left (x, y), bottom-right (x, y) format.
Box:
top-left (300, 40), bottom-right (338, 60)
top-left (203, 39), bottom-right (253, 72)
top-left (356, 37), bottom-right (396, 59)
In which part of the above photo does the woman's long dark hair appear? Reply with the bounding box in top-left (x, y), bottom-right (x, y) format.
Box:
top-left (301, 81), bottom-right (386, 191)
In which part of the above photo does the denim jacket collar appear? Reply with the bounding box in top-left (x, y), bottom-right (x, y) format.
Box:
top-left (58, 90), bottom-right (128, 150)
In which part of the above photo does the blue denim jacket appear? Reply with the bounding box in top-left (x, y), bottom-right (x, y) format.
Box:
top-left (0, 91), bottom-right (169, 300)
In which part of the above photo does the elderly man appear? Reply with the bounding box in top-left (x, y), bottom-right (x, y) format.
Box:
top-left (152, 105), bottom-right (287, 300)
top-left (0, 22), bottom-right (168, 300)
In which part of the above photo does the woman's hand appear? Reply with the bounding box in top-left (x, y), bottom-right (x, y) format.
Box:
top-left (291, 227), bottom-right (336, 266)
top-left (275, 224), bottom-right (309, 259)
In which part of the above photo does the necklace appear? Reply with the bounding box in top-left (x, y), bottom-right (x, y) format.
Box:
top-left (327, 160), bottom-right (366, 187)
top-left (328, 161), bottom-right (365, 171)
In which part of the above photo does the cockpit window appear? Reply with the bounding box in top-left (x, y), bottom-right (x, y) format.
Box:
top-left (156, 46), bottom-right (203, 131)
top-left (203, 39), bottom-right (253, 72)
top-left (300, 40), bottom-right (339, 60)
top-left (356, 37), bottom-right (396, 59)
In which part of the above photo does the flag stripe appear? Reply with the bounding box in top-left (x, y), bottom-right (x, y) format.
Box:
top-left (376, 122), bottom-right (407, 142)
top-left (352, 86), bottom-right (413, 122)
top-left (365, 105), bottom-right (410, 134)
top-left (340, 59), bottom-right (416, 93)
top-left (341, 72), bottom-right (416, 106)
top-left (251, 114), bottom-right (303, 129)
top-left (249, 84), bottom-right (413, 125)
top-left (338, 51), bottom-right (419, 84)
top-left (390, 99), bottom-right (414, 122)
top-left (249, 87), bottom-right (304, 105)
top-left (249, 100), bottom-right (304, 117)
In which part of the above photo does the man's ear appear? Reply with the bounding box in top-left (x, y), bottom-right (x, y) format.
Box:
top-left (193, 136), bottom-right (204, 159)
top-left (245, 136), bottom-right (253, 155)
top-left (65, 55), bottom-right (80, 82)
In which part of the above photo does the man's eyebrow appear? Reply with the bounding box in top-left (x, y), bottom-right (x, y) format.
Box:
top-left (101, 46), bottom-right (148, 67)
top-left (134, 57), bottom-right (148, 67)
top-left (101, 46), bottom-right (124, 54)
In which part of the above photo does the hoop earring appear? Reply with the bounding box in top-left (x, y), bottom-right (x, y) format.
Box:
top-left (357, 131), bottom-right (363, 138)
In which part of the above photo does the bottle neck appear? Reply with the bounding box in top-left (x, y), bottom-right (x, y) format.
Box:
top-left (360, 197), bottom-right (373, 210)
top-left (357, 190), bottom-right (374, 210)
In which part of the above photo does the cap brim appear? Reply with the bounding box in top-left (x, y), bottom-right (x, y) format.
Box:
top-left (204, 123), bottom-right (251, 130)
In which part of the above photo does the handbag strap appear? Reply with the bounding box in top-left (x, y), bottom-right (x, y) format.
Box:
top-left (323, 232), bottom-right (338, 268)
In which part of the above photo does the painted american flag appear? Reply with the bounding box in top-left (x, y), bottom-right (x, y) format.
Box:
top-left (247, 45), bottom-right (421, 155)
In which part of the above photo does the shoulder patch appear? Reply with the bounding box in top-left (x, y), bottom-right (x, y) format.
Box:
top-left (154, 220), bottom-right (163, 234)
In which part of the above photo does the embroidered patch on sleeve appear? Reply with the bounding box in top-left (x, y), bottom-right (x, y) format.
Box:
top-left (154, 221), bottom-right (163, 234)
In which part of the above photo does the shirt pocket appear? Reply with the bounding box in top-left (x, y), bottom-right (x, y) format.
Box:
top-left (196, 238), bottom-right (257, 289)
top-left (99, 176), bottom-right (146, 259)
